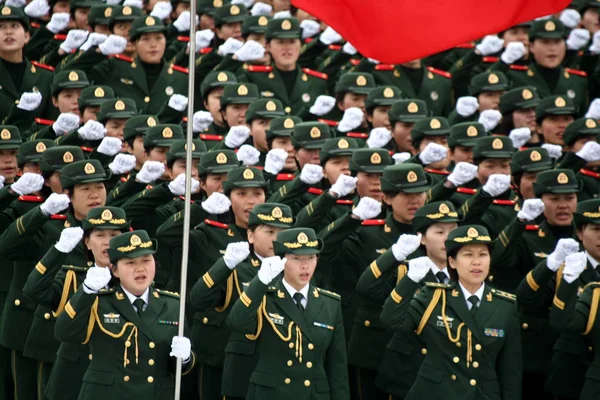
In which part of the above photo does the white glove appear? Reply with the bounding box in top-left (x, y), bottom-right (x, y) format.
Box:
top-left (338, 107), bottom-right (364, 132)
top-left (25, 0), bottom-right (50, 19)
top-left (201, 192), bottom-right (231, 214)
top-left (567, 28), bottom-right (590, 50)
top-left (97, 137), bottom-right (123, 156)
top-left (123, 0), bottom-right (143, 8)
top-left (52, 113), bottom-right (80, 135)
top-left (168, 94), bottom-right (188, 112)
top-left (78, 120), bottom-right (106, 141)
top-left (589, 31), bottom-right (600, 54)
top-left (481, 174), bottom-right (511, 197)
top-left (136, 161), bottom-right (166, 183)
top-left (150, 1), bottom-right (172, 20)
top-left (560, 8), bottom-right (581, 29)
top-left (46, 12), bottom-right (70, 34)
top-left (168, 173), bottom-right (200, 195)
top-left (224, 126), bottom-right (250, 149)
top-left (407, 256), bottom-right (435, 283)
top-left (563, 252), bottom-right (587, 283)
top-left (319, 26), bottom-right (342, 45)
top-left (231, 0), bottom-right (254, 7)
top-left (40, 193), bottom-right (70, 216)
top-left (475, 35), bottom-right (504, 56)
top-left (576, 141), bottom-right (600, 162)
top-left (342, 42), bottom-right (357, 55)
top-left (11, 173), bottom-right (45, 196)
top-left (517, 198), bottom-right (545, 221)
top-left (55, 227), bottom-right (84, 253)
top-left (218, 37), bottom-right (243, 56)
top-left (455, 96), bottom-right (479, 117)
top-left (16, 92), bottom-right (42, 111)
top-left (99, 35), bottom-right (128, 56)
top-left (273, 11), bottom-right (291, 19)
top-left (585, 98), bottom-right (600, 119)
top-left (547, 239), bottom-right (581, 271)
top-left (330, 174), bottom-right (357, 197)
top-left (366, 127), bottom-right (392, 148)
top-left (6, 0), bottom-right (26, 7)
top-left (299, 164), bottom-right (324, 185)
top-left (173, 11), bottom-right (198, 32)
top-left (170, 336), bottom-right (191, 361)
top-left (257, 256), bottom-right (287, 284)
top-left (106, 0), bottom-right (121, 5)
top-left (352, 196), bottom-right (381, 220)
top-left (418, 142), bottom-right (448, 165)
top-left (192, 110), bottom-right (213, 132)
top-left (541, 143), bottom-right (562, 159)
top-left (223, 241), bottom-right (250, 269)
top-left (59, 30), bottom-right (89, 53)
top-left (447, 162), bottom-right (478, 186)
top-left (79, 32), bottom-right (108, 52)
top-left (392, 233), bottom-right (422, 262)
top-left (264, 148), bottom-right (288, 174)
top-left (500, 41), bottom-right (526, 64)
top-left (83, 266), bottom-right (112, 293)
top-left (234, 40), bottom-right (265, 62)
top-left (478, 109), bottom-right (503, 132)
top-left (108, 154), bottom-right (137, 175)
top-left (392, 153), bottom-right (411, 164)
top-left (237, 145), bottom-right (261, 166)
top-left (193, 29), bottom-right (215, 52)
top-left (509, 127), bottom-right (531, 148)
top-left (309, 95), bottom-right (336, 116)
top-left (251, 2), bottom-right (272, 16)
top-left (300, 19), bottom-right (320, 39)
top-left (0, 176), bottom-right (4, 190)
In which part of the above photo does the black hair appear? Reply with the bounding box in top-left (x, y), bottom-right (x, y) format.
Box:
top-left (498, 112), bottom-right (515, 135)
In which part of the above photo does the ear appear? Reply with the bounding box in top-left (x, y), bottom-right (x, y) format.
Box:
top-left (247, 229), bottom-right (255, 245)
top-left (448, 256), bottom-right (457, 270)
top-left (576, 227), bottom-right (584, 242)
top-left (84, 236), bottom-right (91, 250)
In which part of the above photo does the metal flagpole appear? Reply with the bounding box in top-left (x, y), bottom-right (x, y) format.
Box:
top-left (174, 0), bottom-right (197, 397)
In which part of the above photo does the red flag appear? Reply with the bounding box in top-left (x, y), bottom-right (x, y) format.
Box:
top-left (292, 0), bottom-right (571, 64)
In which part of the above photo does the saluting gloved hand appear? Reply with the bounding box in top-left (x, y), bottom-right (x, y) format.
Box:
top-left (53, 113), bottom-right (80, 136)
top-left (40, 193), bottom-right (70, 216)
top-left (342, 42), bottom-right (357, 55)
top-left (338, 107), bottom-right (363, 132)
top-left (99, 35), bottom-right (127, 55)
top-left (224, 126), bottom-right (250, 149)
top-left (108, 154), bottom-right (137, 175)
top-left (218, 37), bottom-right (243, 56)
top-left (407, 256), bottom-right (435, 283)
top-left (541, 144), bottom-right (562, 160)
top-left (105, 0), bottom-right (121, 5)
top-left (563, 252), bottom-right (588, 283)
top-left (170, 336), bottom-right (191, 361)
top-left (150, 1), bottom-right (172, 20)
top-left (319, 26), bottom-right (342, 45)
top-left (6, 0), bottom-right (27, 8)
top-left (567, 28), bottom-right (590, 50)
top-left (192, 29), bottom-right (215, 52)
top-left (509, 127), bottom-right (531, 148)
top-left (192, 110), bottom-right (213, 132)
top-left (352, 197), bottom-right (381, 220)
top-left (576, 140), bottom-right (600, 162)
top-left (17, 92), bottom-right (42, 111)
top-left (258, 256), bottom-right (287, 284)
top-left (234, 40), bottom-right (265, 62)
top-left (478, 109), bottom-right (502, 132)
top-left (309, 95), bottom-right (336, 116)
top-left (168, 173), bottom-right (200, 195)
top-left (481, 174), bottom-right (510, 197)
top-left (517, 198), bottom-right (545, 221)
top-left (392, 152), bottom-right (411, 164)
top-left (173, 11), bottom-right (198, 32)
top-left (231, 0), bottom-right (254, 7)
top-left (136, 161), bottom-right (165, 183)
top-left (273, 11), bottom-right (291, 19)
top-left (55, 227), bottom-right (84, 253)
top-left (475, 35), bottom-right (504, 56)
top-left (300, 164), bottom-right (324, 185)
top-left (330, 174), bottom-right (357, 197)
top-left (168, 94), bottom-right (188, 112)
top-left (590, 31), bottom-right (600, 54)
top-left (237, 145), bottom-right (261, 166)
top-left (455, 96), bottom-right (479, 117)
top-left (10, 173), bottom-right (44, 196)
top-left (80, 32), bottom-right (108, 51)
top-left (123, 0), bottom-right (143, 8)
top-left (264, 148), bottom-right (288, 174)
top-left (447, 162), bottom-right (478, 186)
top-left (500, 42), bottom-right (525, 64)
top-left (59, 29), bottom-right (89, 53)
top-left (46, 12), bottom-right (70, 33)
top-left (25, 0), bottom-right (50, 19)
top-left (300, 19), bottom-right (320, 39)
top-left (392, 233), bottom-right (422, 261)
top-left (0, 176), bottom-right (4, 190)
top-left (78, 120), bottom-right (106, 141)
top-left (547, 238), bottom-right (580, 272)
top-left (251, 2), bottom-right (272, 16)
top-left (223, 241), bottom-right (250, 269)
top-left (83, 266), bottom-right (112, 293)
top-left (366, 127), bottom-right (392, 148)
top-left (419, 142), bottom-right (447, 165)
top-left (560, 8), bottom-right (581, 29)
top-left (586, 98), bottom-right (600, 119)
top-left (201, 192), bottom-right (231, 214)
top-left (97, 137), bottom-right (123, 156)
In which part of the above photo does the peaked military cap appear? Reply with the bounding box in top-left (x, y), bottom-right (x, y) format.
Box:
top-left (350, 148), bottom-right (392, 173)
top-left (109, 5), bottom-right (143, 27)
top-left (129, 15), bottom-right (166, 41)
top-left (388, 99), bottom-right (428, 123)
top-left (411, 117), bottom-right (451, 145)
top-left (70, 0), bottom-right (103, 9)
top-left (292, 121), bottom-right (331, 149)
top-left (97, 98), bottom-right (138, 122)
top-left (536, 95), bottom-right (577, 123)
top-left (0, 126), bottom-right (21, 150)
top-left (107, 230), bottom-right (157, 263)
top-left (197, 0), bottom-right (228, 15)
top-left (166, 139), bottom-right (207, 164)
top-left (448, 122), bottom-right (489, 148)
top-left (563, 118), bottom-right (600, 146)
top-left (88, 4), bottom-right (113, 26)
top-left (51, 70), bottom-right (89, 96)
top-left (533, 169), bottom-right (580, 196)
top-left (214, 3), bottom-right (247, 26)
top-left (198, 150), bottom-right (239, 175)
top-left (200, 70), bottom-right (237, 98)
top-left (469, 71), bottom-right (510, 96)
top-left (380, 163), bottom-right (432, 193)
top-left (40, 146), bottom-right (85, 173)
top-left (335, 72), bottom-right (376, 95)
top-left (248, 203), bottom-right (294, 228)
top-left (220, 83), bottom-right (259, 108)
top-left (17, 139), bottom-right (54, 167)
top-left (266, 17), bottom-right (301, 39)
top-left (529, 17), bottom-right (567, 40)
top-left (246, 98), bottom-right (286, 123)
top-left (499, 86), bottom-right (541, 115)
top-left (82, 206), bottom-right (130, 231)
top-left (365, 86), bottom-right (403, 110)
top-left (60, 159), bottom-right (111, 189)
top-left (473, 136), bottom-right (514, 161)
top-left (511, 148), bottom-right (553, 174)
top-left (223, 166), bottom-right (268, 195)
top-left (0, 6), bottom-right (29, 30)
top-left (78, 85), bottom-right (115, 109)
top-left (573, 199), bottom-right (600, 226)
top-left (123, 115), bottom-right (159, 140)
top-left (445, 225), bottom-right (493, 255)
top-left (144, 124), bottom-right (184, 147)
top-left (266, 116), bottom-right (302, 140)
top-left (413, 201), bottom-right (460, 234)
top-left (273, 227), bottom-right (323, 256)
top-left (319, 137), bottom-right (358, 164)
top-left (243, 15), bottom-right (270, 36)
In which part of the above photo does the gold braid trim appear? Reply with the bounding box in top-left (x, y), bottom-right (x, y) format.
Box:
top-left (83, 298), bottom-right (99, 344)
top-left (91, 303), bottom-right (139, 367)
top-left (295, 325), bottom-right (303, 363)
top-left (245, 296), bottom-right (269, 341)
top-left (584, 288), bottom-right (600, 335)
top-left (555, 264), bottom-right (565, 293)
top-left (233, 270), bottom-right (243, 297)
top-left (416, 288), bottom-right (442, 335)
top-left (215, 275), bottom-right (234, 312)
top-left (525, 271), bottom-right (540, 292)
top-left (440, 290), bottom-right (472, 367)
top-left (397, 265), bottom-right (407, 283)
top-left (53, 270), bottom-right (78, 317)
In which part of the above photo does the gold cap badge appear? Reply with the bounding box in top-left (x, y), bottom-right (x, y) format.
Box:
top-left (63, 152), bottom-right (74, 163)
top-left (488, 73), bottom-right (499, 84)
top-left (36, 142), bottom-right (47, 153)
top-left (216, 152), bottom-right (228, 164)
top-left (84, 163), bottom-right (96, 175)
top-left (408, 102), bottom-right (419, 113)
top-left (94, 87), bottom-right (105, 97)
top-left (555, 97), bottom-right (566, 108)
top-left (309, 127), bottom-right (321, 138)
top-left (370, 152), bottom-right (382, 164)
top-left (466, 126), bottom-right (478, 137)
top-left (237, 85), bottom-right (248, 96)
top-left (283, 118), bottom-right (295, 129)
top-left (0, 129), bottom-right (10, 140)
top-left (266, 101), bottom-right (277, 111)
top-left (217, 72), bottom-right (228, 82)
top-left (530, 151), bottom-right (542, 162)
top-left (383, 87), bottom-right (394, 98)
top-left (115, 100), bottom-right (125, 111)
top-left (297, 232), bottom-right (308, 244)
top-left (162, 127), bottom-right (173, 138)
top-left (272, 207), bottom-right (283, 218)
top-left (467, 227), bottom-right (479, 238)
top-left (522, 89), bottom-right (533, 100)
top-left (557, 172), bottom-right (569, 184)
top-left (243, 169), bottom-right (255, 180)
top-left (68, 71), bottom-right (79, 82)
top-left (407, 171), bottom-right (418, 183)
top-left (101, 209), bottom-right (113, 221)
top-left (356, 75), bottom-right (367, 86)
top-left (430, 118), bottom-right (441, 129)
top-left (130, 234), bottom-right (141, 246)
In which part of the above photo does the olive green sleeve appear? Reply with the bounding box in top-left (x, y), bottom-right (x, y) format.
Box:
top-left (496, 305), bottom-right (522, 400)
top-left (379, 277), bottom-right (426, 330)
top-left (122, 183), bottom-right (176, 233)
top-left (22, 245), bottom-right (68, 310)
top-left (515, 259), bottom-right (555, 310)
top-left (54, 289), bottom-right (99, 344)
top-left (188, 258), bottom-right (234, 311)
top-left (106, 177), bottom-right (148, 207)
top-left (325, 300), bottom-right (350, 400)
top-left (294, 191), bottom-right (338, 230)
top-left (0, 206), bottom-right (50, 260)
top-left (550, 280), bottom-right (592, 334)
top-left (226, 275), bottom-right (270, 335)
top-left (355, 249), bottom-right (402, 303)
top-left (267, 177), bottom-right (310, 206)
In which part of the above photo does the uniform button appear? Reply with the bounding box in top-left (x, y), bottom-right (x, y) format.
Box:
top-left (44, 313), bottom-right (51, 320)
top-left (289, 343), bottom-right (294, 349)
top-left (125, 341), bottom-right (131, 347)
top-left (470, 379), bottom-right (477, 386)
top-left (421, 348), bottom-right (427, 355)
top-left (456, 342), bottom-right (461, 348)
top-left (306, 361), bottom-right (313, 368)
top-left (202, 317), bottom-right (208, 324)
top-left (148, 359), bottom-right (155, 366)
top-left (88, 354), bottom-right (92, 361)
top-left (451, 375), bottom-right (456, 381)
top-left (126, 359), bottom-right (130, 365)
top-left (364, 320), bottom-right (371, 327)
top-left (304, 380), bottom-right (311, 387)
top-left (453, 357), bottom-right (459, 364)
top-left (14, 299), bottom-right (20, 306)
top-left (473, 361), bottom-right (479, 368)
top-left (488, 275), bottom-right (494, 282)
top-left (144, 96), bottom-right (150, 103)
top-left (308, 343), bottom-right (314, 350)
top-left (147, 376), bottom-right (154, 383)
top-left (285, 378), bottom-right (291, 384)
top-left (590, 346), bottom-right (594, 352)
top-left (475, 344), bottom-right (482, 351)
top-left (287, 360), bottom-right (293, 367)
top-left (285, 106), bottom-right (291, 113)
top-left (149, 342), bottom-right (155, 348)
top-left (123, 376), bottom-right (130, 382)
top-left (522, 323), bottom-right (529, 330)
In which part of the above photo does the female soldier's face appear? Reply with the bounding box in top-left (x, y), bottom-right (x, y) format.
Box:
top-left (247, 225), bottom-right (284, 258)
top-left (283, 253), bottom-right (317, 291)
top-left (113, 254), bottom-right (156, 296)
top-left (85, 229), bottom-right (122, 267)
top-left (449, 244), bottom-right (490, 289)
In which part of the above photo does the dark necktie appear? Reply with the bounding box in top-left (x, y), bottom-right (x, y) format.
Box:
top-left (133, 298), bottom-right (145, 317)
top-left (468, 295), bottom-right (479, 316)
top-left (293, 292), bottom-right (304, 313)
top-left (435, 271), bottom-right (447, 284)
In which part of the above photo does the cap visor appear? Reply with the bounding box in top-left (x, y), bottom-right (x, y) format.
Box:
top-left (206, 165), bottom-right (238, 174)
top-left (347, 87), bottom-right (372, 95)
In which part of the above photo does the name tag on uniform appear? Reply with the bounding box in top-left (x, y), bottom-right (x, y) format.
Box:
top-left (313, 322), bottom-right (334, 330)
top-left (484, 328), bottom-right (505, 338)
top-left (268, 313), bottom-right (284, 325)
top-left (103, 313), bottom-right (120, 324)
top-left (120, 78), bottom-right (133, 85)
top-left (158, 320), bottom-right (179, 326)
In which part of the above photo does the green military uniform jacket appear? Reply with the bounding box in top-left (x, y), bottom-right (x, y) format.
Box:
top-left (268, 176), bottom-right (328, 215)
top-left (458, 188), bottom-right (520, 239)
top-left (227, 277), bottom-right (349, 400)
top-left (381, 278), bottom-right (522, 400)
top-left (294, 189), bottom-right (356, 234)
top-left (575, 168), bottom-right (600, 201)
top-left (55, 286), bottom-right (195, 400)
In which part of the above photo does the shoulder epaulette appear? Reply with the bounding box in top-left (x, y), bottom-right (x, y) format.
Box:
top-left (427, 66), bottom-right (452, 79)
top-left (328, 44), bottom-right (341, 51)
top-left (583, 282), bottom-right (600, 291)
top-left (61, 265), bottom-right (89, 272)
top-left (31, 61), bottom-right (54, 71)
top-left (155, 289), bottom-right (180, 298)
top-left (509, 65), bottom-right (528, 71)
top-left (113, 54), bottom-right (133, 63)
top-left (304, 37), bottom-right (313, 44)
top-left (350, 58), bottom-right (360, 66)
top-left (171, 65), bottom-right (189, 74)
top-left (374, 64), bottom-right (395, 71)
top-left (424, 168), bottom-right (450, 176)
top-left (492, 199), bottom-right (516, 206)
top-left (456, 187), bottom-right (477, 195)
top-left (199, 47), bottom-right (212, 54)
top-left (247, 65), bottom-right (273, 72)
top-left (316, 287), bottom-right (341, 300)
top-left (34, 118), bottom-right (54, 126)
top-left (177, 35), bottom-right (190, 42)
top-left (267, 286), bottom-right (277, 292)
top-left (482, 56), bottom-right (499, 63)
top-left (120, 175), bottom-right (129, 183)
top-left (566, 68), bottom-right (587, 77)
top-left (50, 214), bottom-right (67, 220)
top-left (491, 288), bottom-right (516, 302)
top-left (80, 146), bottom-right (93, 153)
top-left (18, 195), bottom-right (44, 202)
top-left (525, 224), bottom-right (539, 231)
top-left (53, 34), bottom-right (67, 41)
top-left (317, 118), bottom-right (338, 126)
top-left (361, 219), bottom-right (385, 226)
top-left (346, 132), bottom-right (368, 139)
top-left (425, 282), bottom-right (452, 289)
top-left (580, 168), bottom-right (600, 179)
top-left (199, 134), bottom-right (224, 141)
top-left (30, 22), bottom-right (40, 29)
top-left (276, 173), bottom-right (295, 181)
top-left (455, 42), bottom-right (475, 49)
top-left (336, 199), bottom-right (354, 205)
top-left (97, 287), bottom-right (116, 294)
top-left (302, 68), bottom-right (327, 80)
top-left (145, 184), bottom-right (154, 190)
top-left (204, 219), bottom-right (228, 229)
top-left (307, 187), bottom-right (324, 195)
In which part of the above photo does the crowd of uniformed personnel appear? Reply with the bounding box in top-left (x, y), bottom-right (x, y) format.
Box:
top-left (1, 0), bottom-right (600, 398)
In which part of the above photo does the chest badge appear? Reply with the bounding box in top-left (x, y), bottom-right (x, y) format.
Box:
top-left (103, 313), bottom-right (120, 324)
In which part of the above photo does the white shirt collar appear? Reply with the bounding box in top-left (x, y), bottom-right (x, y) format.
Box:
top-left (458, 281), bottom-right (485, 309)
top-left (430, 265), bottom-right (450, 282)
top-left (254, 252), bottom-right (265, 262)
top-left (282, 278), bottom-right (309, 307)
top-left (121, 286), bottom-right (150, 306)
top-left (586, 251), bottom-right (599, 269)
